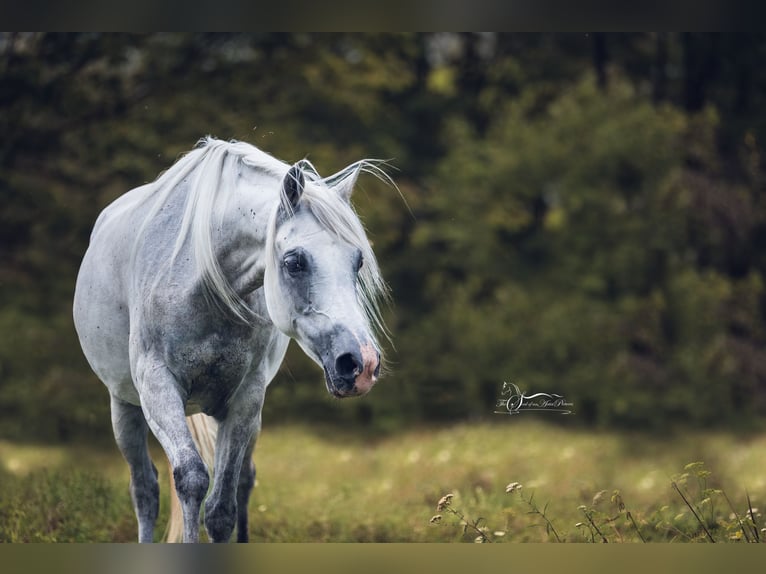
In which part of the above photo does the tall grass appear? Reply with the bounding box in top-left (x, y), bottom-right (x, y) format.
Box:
top-left (1, 421), bottom-right (765, 542)
top-left (0, 468), bottom-right (137, 542)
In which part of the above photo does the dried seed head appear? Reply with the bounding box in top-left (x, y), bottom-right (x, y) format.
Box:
top-left (611, 491), bottom-right (625, 512)
top-left (436, 493), bottom-right (454, 511)
top-left (592, 490), bottom-right (607, 505)
top-left (430, 514), bottom-right (443, 524)
top-left (505, 482), bottom-right (523, 494)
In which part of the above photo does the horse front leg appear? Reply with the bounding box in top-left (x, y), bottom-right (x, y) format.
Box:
top-left (136, 358), bottom-right (210, 543)
top-left (204, 389), bottom-right (263, 543)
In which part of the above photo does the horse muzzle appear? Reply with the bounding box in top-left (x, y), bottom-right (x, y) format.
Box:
top-left (324, 341), bottom-right (381, 398)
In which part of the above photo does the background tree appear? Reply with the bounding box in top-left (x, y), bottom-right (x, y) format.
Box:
top-left (2, 33), bottom-right (766, 442)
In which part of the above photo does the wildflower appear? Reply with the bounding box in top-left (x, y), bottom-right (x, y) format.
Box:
top-left (505, 482), bottom-right (523, 494)
top-left (436, 494), bottom-right (454, 511)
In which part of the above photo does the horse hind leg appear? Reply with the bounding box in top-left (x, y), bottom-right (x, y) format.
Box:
top-left (110, 395), bottom-right (159, 543)
top-left (236, 440), bottom-right (256, 542)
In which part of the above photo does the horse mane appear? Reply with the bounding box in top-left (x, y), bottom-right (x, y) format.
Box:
top-left (130, 137), bottom-right (391, 347)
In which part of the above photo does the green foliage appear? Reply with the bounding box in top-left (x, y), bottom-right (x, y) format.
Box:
top-left (0, 309), bottom-right (110, 443)
top-left (383, 73), bottom-right (766, 429)
top-left (3, 34), bottom-right (766, 440)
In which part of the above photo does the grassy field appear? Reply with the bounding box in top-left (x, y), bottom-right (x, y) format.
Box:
top-left (1, 420), bottom-right (766, 542)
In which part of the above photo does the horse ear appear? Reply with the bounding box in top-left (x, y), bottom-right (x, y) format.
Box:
top-left (282, 165), bottom-right (305, 213)
top-left (334, 166), bottom-right (360, 203)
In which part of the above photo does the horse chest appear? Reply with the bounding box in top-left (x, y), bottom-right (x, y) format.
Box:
top-left (166, 328), bottom-right (258, 414)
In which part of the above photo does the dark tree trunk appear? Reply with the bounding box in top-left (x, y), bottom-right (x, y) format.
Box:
top-left (457, 32), bottom-right (490, 133)
top-left (682, 33), bottom-right (719, 112)
top-left (652, 32), bottom-right (668, 104)
top-left (592, 32), bottom-right (608, 90)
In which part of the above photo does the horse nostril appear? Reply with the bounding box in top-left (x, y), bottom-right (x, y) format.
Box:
top-left (335, 352), bottom-right (362, 379)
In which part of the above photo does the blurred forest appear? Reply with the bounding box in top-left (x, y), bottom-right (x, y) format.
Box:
top-left (2, 33), bottom-right (766, 443)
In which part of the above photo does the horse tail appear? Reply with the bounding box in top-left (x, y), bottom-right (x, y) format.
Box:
top-left (164, 413), bottom-right (218, 543)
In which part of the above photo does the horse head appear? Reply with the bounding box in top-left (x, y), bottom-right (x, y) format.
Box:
top-left (263, 163), bottom-right (386, 398)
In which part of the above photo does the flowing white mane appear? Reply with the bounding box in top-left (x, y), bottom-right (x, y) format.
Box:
top-left (130, 137), bottom-right (391, 347)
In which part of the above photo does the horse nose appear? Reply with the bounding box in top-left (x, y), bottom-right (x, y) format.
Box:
top-left (335, 352), bottom-right (363, 385)
top-left (330, 345), bottom-right (380, 397)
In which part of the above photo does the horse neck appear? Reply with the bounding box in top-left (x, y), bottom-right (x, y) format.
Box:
top-left (209, 161), bottom-right (282, 297)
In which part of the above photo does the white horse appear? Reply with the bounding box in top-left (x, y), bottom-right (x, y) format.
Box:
top-left (73, 138), bottom-right (391, 542)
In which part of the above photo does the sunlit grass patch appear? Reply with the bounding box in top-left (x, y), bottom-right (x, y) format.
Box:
top-left (0, 441), bottom-right (70, 475)
top-left (250, 421), bottom-right (766, 542)
top-left (0, 440), bottom-right (132, 479)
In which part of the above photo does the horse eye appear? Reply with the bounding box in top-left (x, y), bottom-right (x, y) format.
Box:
top-left (355, 254), bottom-right (364, 273)
top-left (283, 252), bottom-right (306, 275)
